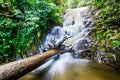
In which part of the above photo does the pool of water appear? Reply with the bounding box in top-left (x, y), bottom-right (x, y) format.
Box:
top-left (19, 59), bottom-right (120, 80)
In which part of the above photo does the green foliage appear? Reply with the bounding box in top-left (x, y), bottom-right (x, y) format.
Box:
top-left (0, 0), bottom-right (64, 62)
top-left (52, 0), bottom-right (64, 5)
top-left (91, 0), bottom-right (120, 62)
top-left (91, 0), bottom-right (106, 8)
top-left (70, 0), bottom-right (91, 8)
top-left (112, 40), bottom-right (120, 47)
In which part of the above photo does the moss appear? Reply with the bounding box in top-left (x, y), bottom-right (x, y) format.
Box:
top-left (90, 0), bottom-right (120, 63)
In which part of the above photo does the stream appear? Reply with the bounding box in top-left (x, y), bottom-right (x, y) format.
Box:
top-left (19, 7), bottom-right (120, 80)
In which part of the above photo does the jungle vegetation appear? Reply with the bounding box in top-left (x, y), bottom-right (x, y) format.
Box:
top-left (0, 0), bottom-right (67, 62)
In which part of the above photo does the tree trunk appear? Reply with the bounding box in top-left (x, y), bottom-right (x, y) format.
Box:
top-left (0, 49), bottom-right (58, 80)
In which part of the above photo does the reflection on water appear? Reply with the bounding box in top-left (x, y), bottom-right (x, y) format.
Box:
top-left (19, 59), bottom-right (120, 80)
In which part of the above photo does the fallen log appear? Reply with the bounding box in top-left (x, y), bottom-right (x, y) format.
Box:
top-left (0, 49), bottom-right (58, 80)
top-left (0, 36), bottom-right (73, 80)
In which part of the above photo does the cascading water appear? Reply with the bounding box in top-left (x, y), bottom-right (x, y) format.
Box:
top-left (41, 6), bottom-right (91, 80)
top-left (42, 6), bottom-right (91, 57)
top-left (19, 6), bottom-right (120, 80)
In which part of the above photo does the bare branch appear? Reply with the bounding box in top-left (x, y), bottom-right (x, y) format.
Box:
top-left (56, 36), bottom-right (72, 49)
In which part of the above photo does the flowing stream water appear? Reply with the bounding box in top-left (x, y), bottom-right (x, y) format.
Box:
top-left (19, 7), bottom-right (120, 80)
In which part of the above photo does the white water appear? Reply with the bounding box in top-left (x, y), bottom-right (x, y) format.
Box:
top-left (41, 6), bottom-right (92, 80)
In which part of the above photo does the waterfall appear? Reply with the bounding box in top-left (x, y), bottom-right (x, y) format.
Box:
top-left (26, 6), bottom-right (92, 80)
top-left (41, 6), bottom-right (91, 55)
top-left (36, 6), bottom-right (92, 80)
